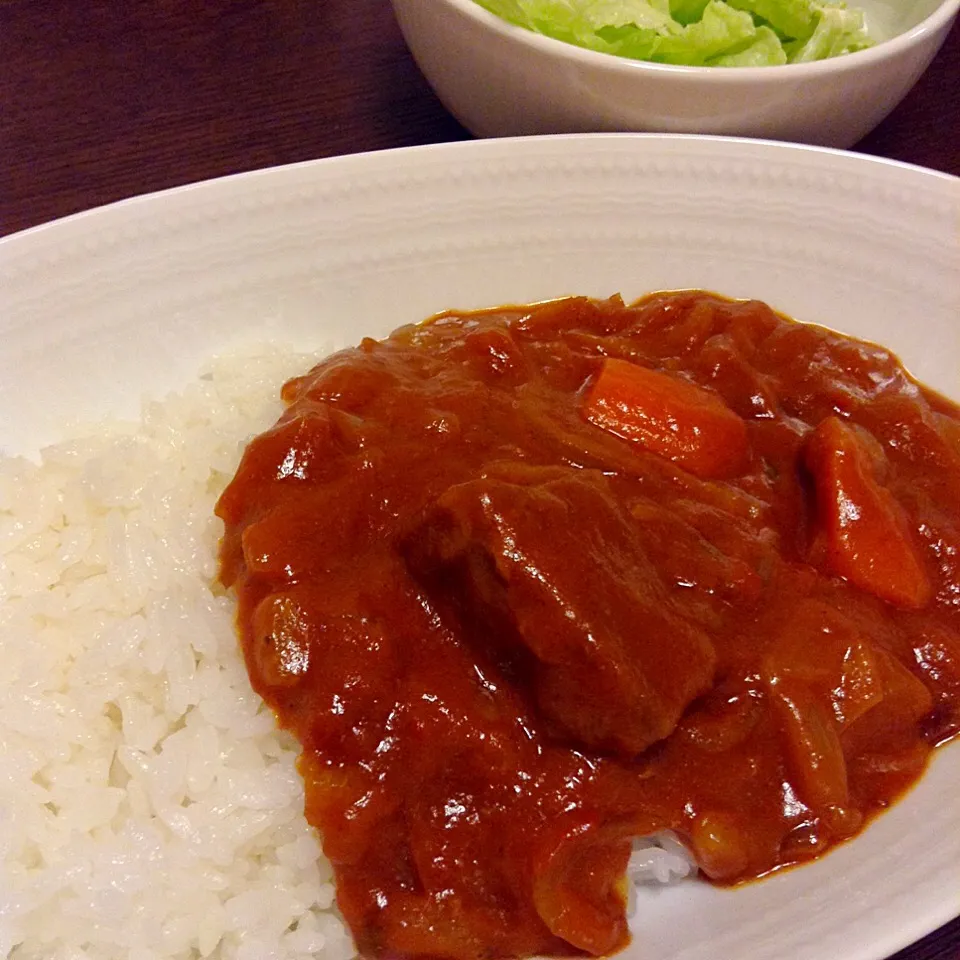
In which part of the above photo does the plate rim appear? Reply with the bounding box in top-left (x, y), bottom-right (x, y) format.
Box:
top-left (2, 133), bottom-right (958, 250)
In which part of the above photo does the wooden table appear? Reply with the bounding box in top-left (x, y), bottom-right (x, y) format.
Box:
top-left (3, 0), bottom-right (958, 236)
top-left (2, 2), bottom-right (958, 958)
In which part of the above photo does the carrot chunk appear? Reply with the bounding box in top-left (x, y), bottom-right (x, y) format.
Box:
top-left (582, 358), bottom-right (748, 479)
top-left (806, 416), bottom-right (931, 609)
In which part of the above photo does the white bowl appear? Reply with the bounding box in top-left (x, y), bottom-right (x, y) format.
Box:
top-left (2, 135), bottom-right (959, 960)
top-left (391, 0), bottom-right (959, 147)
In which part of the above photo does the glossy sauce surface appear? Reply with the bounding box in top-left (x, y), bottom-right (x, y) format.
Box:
top-left (216, 293), bottom-right (960, 960)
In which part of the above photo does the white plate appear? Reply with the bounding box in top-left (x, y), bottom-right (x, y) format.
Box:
top-left (2, 134), bottom-right (959, 960)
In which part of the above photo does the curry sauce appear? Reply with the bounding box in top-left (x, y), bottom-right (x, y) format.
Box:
top-left (216, 292), bottom-right (960, 959)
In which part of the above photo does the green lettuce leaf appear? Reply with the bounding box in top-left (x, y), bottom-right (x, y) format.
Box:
top-left (708, 24), bottom-right (788, 64)
top-left (723, 0), bottom-right (819, 41)
top-left (471, 0), bottom-right (874, 66)
top-left (652, 1), bottom-right (757, 64)
top-left (669, 0), bottom-right (713, 26)
top-left (474, 0), bottom-right (670, 54)
top-left (473, 0), bottom-right (536, 28)
top-left (787, 5), bottom-right (872, 62)
top-left (593, 23), bottom-right (666, 60)
top-left (581, 0), bottom-right (678, 32)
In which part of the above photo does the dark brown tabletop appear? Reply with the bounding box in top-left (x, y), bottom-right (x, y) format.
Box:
top-left (1, 2), bottom-right (958, 958)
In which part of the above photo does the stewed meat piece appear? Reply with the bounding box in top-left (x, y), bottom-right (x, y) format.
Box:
top-left (404, 466), bottom-right (717, 757)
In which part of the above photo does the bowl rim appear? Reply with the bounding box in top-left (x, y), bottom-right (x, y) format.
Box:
top-left (422, 0), bottom-right (960, 78)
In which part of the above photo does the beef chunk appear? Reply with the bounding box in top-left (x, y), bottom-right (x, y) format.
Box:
top-left (403, 467), bottom-right (717, 757)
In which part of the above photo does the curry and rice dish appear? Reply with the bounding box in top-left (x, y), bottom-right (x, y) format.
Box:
top-left (216, 292), bottom-right (960, 960)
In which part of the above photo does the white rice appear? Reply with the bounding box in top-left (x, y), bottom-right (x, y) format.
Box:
top-left (0, 347), bottom-right (694, 959)
top-left (629, 834), bottom-right (698, 887)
